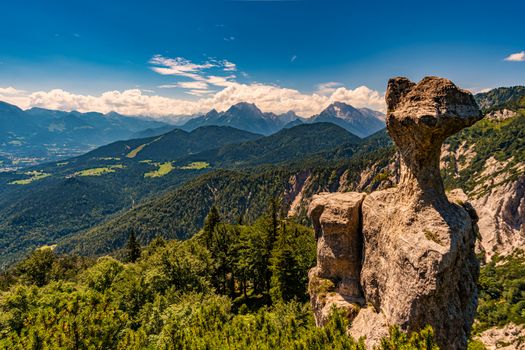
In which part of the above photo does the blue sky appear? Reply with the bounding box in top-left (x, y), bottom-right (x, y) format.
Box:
top-left (0, 0), bottom-right (523, 117)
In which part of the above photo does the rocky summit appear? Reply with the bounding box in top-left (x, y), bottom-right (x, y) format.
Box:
top-left (308, 77), bottom-right (483, 349)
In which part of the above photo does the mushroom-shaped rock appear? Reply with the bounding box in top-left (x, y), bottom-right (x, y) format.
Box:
top-left (358, 77), bottom-right (481, 349)
top-left (386, 76), bottom-right (482, 204)
top-left (307, 76), bottom-right (482, 350)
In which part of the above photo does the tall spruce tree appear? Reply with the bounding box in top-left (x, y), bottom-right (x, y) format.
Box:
top-left (126, 229), bottom-right (141, 263)
top-left (203, 206), bottom-right (221, 248)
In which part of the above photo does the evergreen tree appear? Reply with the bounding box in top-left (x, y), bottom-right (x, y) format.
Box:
top-left (264, 197), bottom-right (280, 294)
top-left (202, 206), bottom-right (221, 248)
top-left (270, 220), bottom-right (311, 302)
top-left (126, 229), bottom-right (141, 263)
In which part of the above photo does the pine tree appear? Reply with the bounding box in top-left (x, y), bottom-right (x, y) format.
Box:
top-left (126, 229), bottom-right (141, 263)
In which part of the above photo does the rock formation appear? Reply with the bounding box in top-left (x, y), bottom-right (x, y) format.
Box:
top-left (308, 192), bottom-right (365, 326)
top-left (308, 77), bottom-right (483, 349)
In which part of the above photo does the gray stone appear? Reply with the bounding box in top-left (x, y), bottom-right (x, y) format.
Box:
top-left (308, 77), bottom-right (482, 350)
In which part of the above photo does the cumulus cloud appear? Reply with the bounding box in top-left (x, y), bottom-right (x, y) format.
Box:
top-left (504, 51), bottom-right (525, 62)
top-left (329, 86), bottom-right (384, 110)
top-left (0, 81), bottom-right (386, 118)
top-left (0, 55), bottom-right (385, 117)
top-left (0, 87), bottom-right (31, 108)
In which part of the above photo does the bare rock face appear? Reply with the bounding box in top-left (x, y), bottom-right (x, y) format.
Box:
top-left (308, 77), bottom-right (483, 350)
top-left (308, 192), bottom-right (365, 326)
top-left (476, 323), bottom-right (525, 350)
top-left (472, 170), bottom-right (525, 259)
top-left (485, 108), bottom-right (517, 121)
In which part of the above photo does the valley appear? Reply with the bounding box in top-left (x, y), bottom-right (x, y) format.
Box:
top-left (2, 2), bottom-right (523, 348)
top-left (0, 85), bottom-right (524, 349)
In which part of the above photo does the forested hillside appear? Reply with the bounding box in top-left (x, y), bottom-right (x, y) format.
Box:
top-left (0, 207), bottom-right (440, 349)
top-left (0, 123), bottom-right (366, 267)
top-left (57, 142), bottom-right (394, 257)
top-left (2, 202), bottom-right (521, 349)
top-left (474, 86), bottom-right (525, 112)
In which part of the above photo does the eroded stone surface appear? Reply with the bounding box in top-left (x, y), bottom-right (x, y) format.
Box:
top-left (308, 77), bottom-right (483, 350)
top-left (476, 323), bottom-right (525, 350)
top-left (386, 76), bottom-right (482, 205)
top-left (307, 192), bottom-right (366, 326)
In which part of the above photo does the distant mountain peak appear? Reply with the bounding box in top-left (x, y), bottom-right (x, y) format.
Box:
top-left (227, 102), bottom-right (262, 114)
top-left (310, 101), bottom-right (385, 138)
top-left (324, 101), bottom-right (359, 115)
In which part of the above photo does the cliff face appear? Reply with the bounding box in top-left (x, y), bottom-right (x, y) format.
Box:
top-left (308, 77), bottom-right (483, 349)
top-left (469, 164), bottom-right (525, 259)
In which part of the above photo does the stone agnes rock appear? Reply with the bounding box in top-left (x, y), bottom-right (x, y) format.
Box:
top-left (308, 77), bottom-right (483, 350)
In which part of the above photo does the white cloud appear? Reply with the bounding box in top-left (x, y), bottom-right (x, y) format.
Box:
top-left (504, 51), bottom-right (525, 62)
top-left (0, 87), bottom-right (25, 95)
top-left (316, 82), bottom-right (343, 95)
top-left (0, 87), bottom-right (30, 108)
top-left (149, 55), bottom-right (215, 79)
top-left (205, 75), bottom-right (237, 87)
top-left (150, 55), bottom-right (236, 78)
top-left (1, 56), bottom-right (385, 117)
top-left (173, 81), bottom-right (210, 90)
top-left (290, 55), bottom-right (297, 62)
top-left (186, 89), bottom-right (216, 96)
top-left (222, 60), bottom-right (237, 72)
top-left (223, 36), bottom-right (235, 42)
top-left (329, 86), bottom-right (385, 111)
top-left (149, 55), bottom-right (238, 97)
top-left (0, 82), bottom-right (386, 117)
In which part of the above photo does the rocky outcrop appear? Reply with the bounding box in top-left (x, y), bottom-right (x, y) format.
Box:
top-left (308, 77), bottom-right (482, 349)
top-left (471, 173), bottom-right (525, 259)
top-left (485, 108), bottom-right (517, 121)
top-left (440, 145), bottom-right (525, 260)
top-left (476, 323), bottom-right (525, 350)
top-left (308, 192), bottom-right (365, 326)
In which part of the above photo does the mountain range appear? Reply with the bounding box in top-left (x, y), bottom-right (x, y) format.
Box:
top-left (181, 101), bottom-right (386, 137)
top-left (0, 122), bottom-right (364, 267)
top-left (54, 86), bottom-right (525, 262)
top-left (0, 85), bottom-right (523, 270)
top-left (0, 100), bottom-right (384, 170)
top-left (0, 102), bottom-right (168, 169)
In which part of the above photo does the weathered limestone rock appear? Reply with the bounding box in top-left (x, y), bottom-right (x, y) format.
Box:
top-left (471, 168), bottom-right (525, 259)
top-left (308, 192), bottom-right (365, 326)
top-left (485, 108), bottom-right (517, 121)
top-left (385, 76), bottom-right (482, 204)
top-left (476, 323), bottom-right (525, 350)
top-left (308, 77), bottom-right (483, 350)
